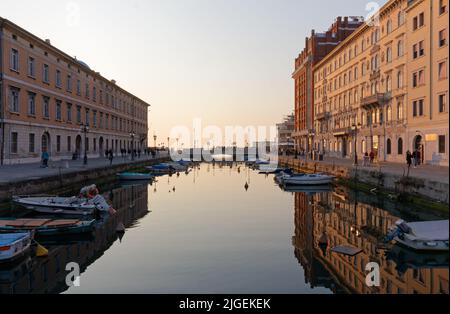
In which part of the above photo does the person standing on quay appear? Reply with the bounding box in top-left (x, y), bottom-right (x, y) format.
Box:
top-left (369, 151), bottom-right (375, 164)
top-left (41, 150), bottom-right (49, 168)
top-left (109, 150), bottom-right (114, 166)
top-left (412, 150), bottom-right (417, 168)
top-left (406, 150), bottom-right (412, 169)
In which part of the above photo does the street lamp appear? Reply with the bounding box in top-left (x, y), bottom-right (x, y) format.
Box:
top-left (130, 131), bottom-right (136, 161)
top-left (352, 122), bottom-right (361, 165)
top-left (167, 137), bottom-right (170, 150)
top-left (80, 124), bottom-right (89, 165)
top-left (153, 134), bottom-right (157, 149)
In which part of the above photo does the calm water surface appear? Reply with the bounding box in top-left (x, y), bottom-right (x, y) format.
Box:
top-left (1, 163), bottom-right (448, 294)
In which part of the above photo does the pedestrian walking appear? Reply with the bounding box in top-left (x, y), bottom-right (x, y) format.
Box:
top-left (41, 150), bottom-right (49, 168)
top-left (369, 151), bottom-right (375, 164)
top-left (109, 149), bottom-right (114, 166)
top-left (406, 150), bottom-right (412, 169)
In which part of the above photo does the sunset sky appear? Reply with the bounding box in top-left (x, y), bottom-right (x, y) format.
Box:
top-left (2, 0), bottom-right (379, 144)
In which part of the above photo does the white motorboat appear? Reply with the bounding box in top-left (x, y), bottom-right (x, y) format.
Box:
top-left (277, 173), bottom-right (334, 185)
top-left (386, 220), bottom-right (449, 251)
top-left (13, 185), bottom-right (114, 216)
top-left (0, 233), bottom-right (32, 263)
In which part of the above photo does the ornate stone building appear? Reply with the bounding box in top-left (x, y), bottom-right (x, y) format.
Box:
top-left (0, 18), bottom-right (150, 165)
top-left (312, 0), bottom-right (448, 165)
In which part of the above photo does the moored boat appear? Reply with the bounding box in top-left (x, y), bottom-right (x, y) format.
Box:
top-left (0, 233), bottom-right (32, 263)
top-left (277, 173), bottom-right (334, 185)
top-left (146, 163), bottom-right (175, 174)
top-left (117, 172), bottom-right (154, 181)
top-left (13, 185), bottom-right (114, 216)
top-left (0, 219), bottom-right (96, 236)
top-left (385, 220), bottom-right (449, 251)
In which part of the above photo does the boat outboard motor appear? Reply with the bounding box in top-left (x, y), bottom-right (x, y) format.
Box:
top-left (396, 220), bottom-right (412, 234)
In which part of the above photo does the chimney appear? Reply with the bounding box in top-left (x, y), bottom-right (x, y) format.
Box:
top-left (111, 79), bottom-right (116, 85)
top-left (45, 39), bottom-right (51, 45)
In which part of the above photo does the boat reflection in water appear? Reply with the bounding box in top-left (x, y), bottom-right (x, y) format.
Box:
top-left (292, 187), bottom-right (449, 294)
top-left (0, 184), bottom-right (149, 294)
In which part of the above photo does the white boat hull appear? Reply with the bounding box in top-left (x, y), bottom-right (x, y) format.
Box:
top-left (13, 198), bottom-right (97, 215)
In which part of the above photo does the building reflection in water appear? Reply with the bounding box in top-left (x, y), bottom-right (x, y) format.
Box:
top-left (292, 188), bottom-right (449, 294)
top-left (0, 184), bottom-right (149, 294)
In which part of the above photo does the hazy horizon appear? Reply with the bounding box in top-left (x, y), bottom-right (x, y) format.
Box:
top-left (2, 0), bottom-right (380, 145)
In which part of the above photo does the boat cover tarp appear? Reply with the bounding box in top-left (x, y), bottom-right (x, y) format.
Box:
top-left (408, 220), bottom-right (449, 241)
top-left (0, 233), bottom-right (29, 246)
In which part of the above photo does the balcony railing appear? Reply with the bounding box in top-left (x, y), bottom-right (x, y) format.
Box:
top-left (316, 112), bottom-right (331, 121)
top-left (361, 93), bottom-right (390, 109)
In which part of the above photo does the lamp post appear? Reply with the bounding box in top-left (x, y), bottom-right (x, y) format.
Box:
top-left (153, 134), bottom-right (157, 149)
top-left (130, 131), bottom-right (136, 161)
top-left (167, 137), bottom-right (170, 150)
top-left (81, 124), bottom-right (89, 165)
top-left (352, 122), bottom-right (361, 165)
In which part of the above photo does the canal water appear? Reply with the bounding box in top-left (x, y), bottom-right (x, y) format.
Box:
top-left (0, 163), bottom-right (448, 294)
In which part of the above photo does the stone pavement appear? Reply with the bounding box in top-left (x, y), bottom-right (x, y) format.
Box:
top-left (0, 152), bottom-right (169, 184)
top-left (282, 155), bottom-right (449, 184)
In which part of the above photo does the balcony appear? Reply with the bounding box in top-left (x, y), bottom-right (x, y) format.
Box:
top-left (316, 112), bottom-right (331, 121)
top-left (371, 44), bottom-right (380, 54)
top-left (361, 93), bottom-right (389, 109)
top-left (333, 127), bottom-right (351, 137)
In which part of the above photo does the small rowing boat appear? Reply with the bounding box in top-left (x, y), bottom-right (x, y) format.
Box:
top-left (0, 219), bottom-right (96, 236)
top-left (0, 233), bottom-right (32, 263)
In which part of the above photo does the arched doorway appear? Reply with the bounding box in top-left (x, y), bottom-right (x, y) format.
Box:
top-left (414, 135), bottom-right (424, 164)
top-left (75, 135), bottom-right (82, 159)
top-left (99, 137), bottom-right (104, 156)
top-left (41, 132), bottom-right (51, 154)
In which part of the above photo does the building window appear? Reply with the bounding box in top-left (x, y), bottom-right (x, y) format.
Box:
top-left (398, 138), bottom-right (403, 155)
top-left (56, 135), bottom-right (61, 153)
top-left (11, 132), bottom-right (18, 154)
top-left (67, 103), bottom-right (72, 122)
top-left (43, 64), bottom-right (49, 83)
top-left (67, 75), bottom-right (72, 92)
top-left (387, 105), bottom-right (392, 122)
top-left (29, 133), bottom-right (35, 153)
top-left (93, 86), bottom-right (97, 102)
top-left (413, 41), bottom-right (425, 59)
top-left (413, 12), bottom-right (425, 30)
top-left (76, 106), bottom-right (82, 123)
top-left (397, 102), bottom-right (404, 120)
top-left (85, 109), bottom-right (90, 126)
top-left (56, 100), bottom-right (62, 121)
top-left (28, 56), bottom-right (35, 77)
top-left (440, 0), bottom-right (447, 15)
top-left (56, 70), bottom-right (62, 87)
top-left (10, 48), bottom-right (19, 71)
top-left (398, 11), bottom-right (405, 26)
top-left (413, 70), bottom-right (425, 87)
top-left (413, 99), bottom-right (424, 117)
top-left (67, 136), bottom-right (72, 152)
top-left (93, 111), bottom-right (97, 127)
top-left (386, 75), bottom-right (392, 92)
top-left (43, 96), bottom-right (50, 119)
top-left (397, 40), bottom-right (404, 57)
top-left (386, 19), bottom-right (392, 34)
top-left (439, 29), bottom-right (447, 47)
top-left (439, 135), bottom-right (446, 154)
top-left (386, 47), bottom-right (392, 63)
top-left (76, 79), bottom-right (81, 95)
top-left (28, 92), bottom-right (36, 116)
top-left (439, 93), bottom-right (447, 113)
top-left (85, 83), bottom-right (90, 99)
top-left (438, 61), bottom-right (447, 79)
top-left (387, 139), bottom-right (392, 155)
top-left (9, 87), bottom-right (20, 113)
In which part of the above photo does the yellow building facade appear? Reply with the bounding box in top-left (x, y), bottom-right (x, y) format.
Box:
top-left (313, 0), bottom-right (448, 166)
